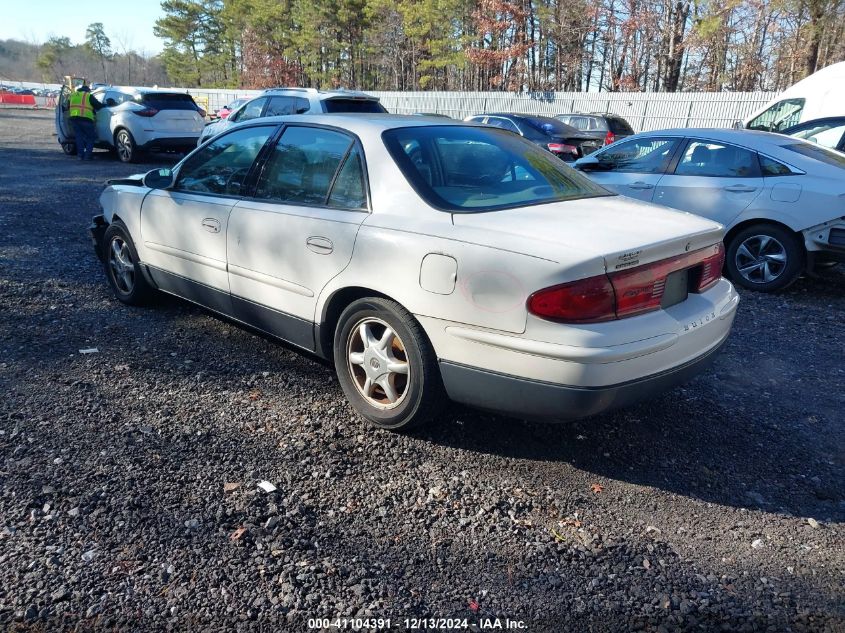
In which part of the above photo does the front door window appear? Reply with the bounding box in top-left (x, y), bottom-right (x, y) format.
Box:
top-left (175, 126), bottom-right (276, 196)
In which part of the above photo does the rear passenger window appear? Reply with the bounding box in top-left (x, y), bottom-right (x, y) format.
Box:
top-left (327, 146), bottom-right (367, 209)
top-left (265, 96), bottom-right (296, 116)
top-left (759, 155), bottom-right (796, 176)
top-left (675, 140), bottom-right (759, 177)
top-left (254, 127), bottom-right (354, 206)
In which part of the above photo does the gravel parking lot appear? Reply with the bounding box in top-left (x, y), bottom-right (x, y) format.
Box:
top-left (0, 110), bottom-right (843, 632)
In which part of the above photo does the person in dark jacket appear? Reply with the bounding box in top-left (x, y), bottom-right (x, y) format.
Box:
top-left (65, 85), bottom-right (103, 160)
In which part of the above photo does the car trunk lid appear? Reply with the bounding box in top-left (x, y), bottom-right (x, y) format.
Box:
top-left (452, 195), bottom-right (724, 273)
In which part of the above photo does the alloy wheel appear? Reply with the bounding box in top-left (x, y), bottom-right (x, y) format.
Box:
top-left (346, 318), bottom-right (410, 410)
top-left (109, 236), bottom-right (135, 294)
top-left (116, 132), bottom-right (132, 162)
top-left (734, 234), bottom-right (787, 284)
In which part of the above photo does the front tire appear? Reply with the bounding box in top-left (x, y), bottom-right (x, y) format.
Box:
top-left (114, 129), bottom-right (137, 163)
top-left (103, 222), bottom-right (155, 305)
top-left (333, 297), bottom-right (445, 431)
top-left (725, 224), bottom-right (803, 292)
top-left (61, 142), bottom-right (76, 155)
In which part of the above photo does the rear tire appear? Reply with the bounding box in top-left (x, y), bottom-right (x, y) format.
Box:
top-left (103, 221), bottom-right (155, 305)
top-left (62, 142), bottom-right (76, 155)
top-left (114, 129), bottom-right (137, 163)
top-left (725, 224), bottom-right (803, 292)
top-left (333, 297), bottom-right (446, 431)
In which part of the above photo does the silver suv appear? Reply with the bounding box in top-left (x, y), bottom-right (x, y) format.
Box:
top-left (197, 87), bottom-right (386, 145)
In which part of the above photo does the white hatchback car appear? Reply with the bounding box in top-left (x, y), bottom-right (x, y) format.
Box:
top-left (575, 129), bottom-right (845, 291)
top-left (57, 87), bottom-right (206, 162)
top-left (90, 115), bottom-right (738, 430)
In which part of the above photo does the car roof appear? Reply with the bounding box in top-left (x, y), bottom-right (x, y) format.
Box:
top-left (783, 116), bottom-right (845, 129)
top-left (260, 87), bottom-right (378, 100)
top-left (479, 112), bottom-right (560, 121)
top-left (556, 113), bottom-right (605, 118)
top-left (239, 113), bottom-right (477, 134)
top-left (634, 127), bottom-right (801, 148)
top-left (93, 86), bottom-right (194, 96)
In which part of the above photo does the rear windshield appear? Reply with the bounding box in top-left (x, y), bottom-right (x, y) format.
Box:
top-left (607, 117), bottom-right (634, 135)
top-left (781, 142), bottom-right (845, 168)
top-left (322, 98), bottom-right (387, 114)
top-left (383, 125), bottom-right (611, 213)
top-left (521, 116), bottom-right (578, 137)
top-left (140, 93), bottom-right (199, 111)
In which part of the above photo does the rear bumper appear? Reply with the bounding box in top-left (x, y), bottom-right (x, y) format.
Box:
top-left (137, 136), bottom-right (199, 152)
top-left (803, 221), bottom-right (845, 261)
top-left (439, 335), bottom-right (728, 421)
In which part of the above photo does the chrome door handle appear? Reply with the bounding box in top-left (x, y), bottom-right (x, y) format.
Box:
top-left (628, 182), bottom-right (654, 190)
top-left (201, 218), bottom-right (221, 233)
top-left (723, 185), bottom-right (757, 193)
top-left (306, 236), bottom-right (333, 254)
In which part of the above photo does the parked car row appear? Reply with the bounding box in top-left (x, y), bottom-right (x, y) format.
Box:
top-left (77, 71), bottom-right (842, 432)
top-left (90, 114), bottom-right (737, 431)
top-left (1, 85), bottom-right (56, 97)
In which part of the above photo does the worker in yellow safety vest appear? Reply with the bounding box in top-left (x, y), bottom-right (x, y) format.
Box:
top-left (65, 85), bottom-right (103, 161)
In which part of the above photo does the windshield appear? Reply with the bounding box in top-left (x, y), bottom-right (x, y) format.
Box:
top-left (747, 98), bottom-right (805, 132)
top-left (781, 142), bottom-right (845, 168)
top-left (323, 98), bottom-right (387, 114)
top-left (383, 125), bottom-right (611, 213)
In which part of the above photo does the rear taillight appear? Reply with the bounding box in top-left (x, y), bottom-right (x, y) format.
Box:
top-left (548, 142), bottom-right (578, 155)
top-left (604, 131), bottom-right (616, 145)
top-left (527, 275), bottom-right (616, 323)
top-left (197, 106), bottom-right (206, 118)
top-left (132, 107), bottom-right (158, 117)
top-left (695, 243), bottom-right (725, 291)
top-left (527, 243), bottom-right (724, 323)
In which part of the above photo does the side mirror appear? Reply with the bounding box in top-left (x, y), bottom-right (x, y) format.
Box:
top-left (143, 168), bottom-right (175, 189)
top-left (575, 156), bottom-right (601, 171)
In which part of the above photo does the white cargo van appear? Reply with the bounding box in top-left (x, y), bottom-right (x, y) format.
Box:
top-left (744, 62), bottom-right (845, 132)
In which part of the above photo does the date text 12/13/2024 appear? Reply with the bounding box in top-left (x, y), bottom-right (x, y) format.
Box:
top-left (307, 617), bottom-right (528, 629)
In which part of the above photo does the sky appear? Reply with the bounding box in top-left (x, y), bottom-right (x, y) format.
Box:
top-left (1, 0), bottom-right (165, 54)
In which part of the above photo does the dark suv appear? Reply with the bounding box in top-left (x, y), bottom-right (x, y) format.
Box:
top-left (554, 113), bottom-right (635, 147)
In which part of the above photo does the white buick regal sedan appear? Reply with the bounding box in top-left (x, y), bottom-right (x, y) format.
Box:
top-left (90, 115), bottom-right (739, 430)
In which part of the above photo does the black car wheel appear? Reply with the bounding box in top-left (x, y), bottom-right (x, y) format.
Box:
top-left (114, 129), bottom-right (137, 163)
top-left (725, 224), bottom-right (803, 292)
